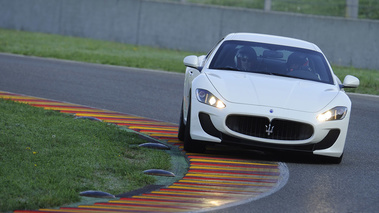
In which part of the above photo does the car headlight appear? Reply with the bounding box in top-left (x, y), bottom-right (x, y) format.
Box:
top-left (196, 89), bottom-right (225, 109)
top-left (317, 106), bottom-right (348, 122)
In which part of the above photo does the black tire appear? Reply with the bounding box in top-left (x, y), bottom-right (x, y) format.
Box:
top-left (177, 100), bottom-right (185, 141)
top-left (183, 97), bottom-right (206, 153)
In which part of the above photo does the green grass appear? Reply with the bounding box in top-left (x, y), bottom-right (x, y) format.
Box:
top-left (0, 29), bottom-right (198, 73)
top-left (0, 99), bottom-right (171, 212)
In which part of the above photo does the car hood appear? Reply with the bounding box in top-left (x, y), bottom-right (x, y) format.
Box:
top-left (205, 71), bottom-right (339, 113)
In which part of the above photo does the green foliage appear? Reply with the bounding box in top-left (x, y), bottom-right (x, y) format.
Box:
top-left (176, 0), bottom-right (378, 19)
top-left (0, 99), bottom-right (170, 211)
top-left (271, 0), bottom-right (346, 17)
top-left (188, 0), bottom-right (264, 8)
top-left (359, 0), bottom-right (379, 19)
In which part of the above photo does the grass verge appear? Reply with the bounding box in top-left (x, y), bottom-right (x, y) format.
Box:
top-left (0, 28), bottom-right (377, 95)
top-left (0, 28), bottom-right (198, 73)
top-left (0, 99), bottom-right (171, 212)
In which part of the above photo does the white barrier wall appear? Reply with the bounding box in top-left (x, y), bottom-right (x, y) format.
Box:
top-left (0, 0), bottom-right (378, 70)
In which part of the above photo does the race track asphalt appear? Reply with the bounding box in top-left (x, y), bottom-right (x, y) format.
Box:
top-left (1, 53), bottom-right (379, 213)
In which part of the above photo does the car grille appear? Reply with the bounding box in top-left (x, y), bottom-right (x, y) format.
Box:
top-left (226, 115), bottom-right (313, 140)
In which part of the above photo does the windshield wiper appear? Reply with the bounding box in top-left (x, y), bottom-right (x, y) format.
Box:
top-left (212, 66), bottom-right (240, 71)
top-left (250, 70), bottom-right (273, 75)
top-left (269, 72), bottom-right (288, 77)
top-left (252, 71), bottom-right (291, 77)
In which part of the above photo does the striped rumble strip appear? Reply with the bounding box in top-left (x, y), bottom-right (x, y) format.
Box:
top-left (1, 91), bottom-right (287, 213)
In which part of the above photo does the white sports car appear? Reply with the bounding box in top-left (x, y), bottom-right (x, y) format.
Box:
top-left (178, 33), bottom-right (359, 164)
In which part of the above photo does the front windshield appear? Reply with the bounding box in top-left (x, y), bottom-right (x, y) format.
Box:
top-left (209, 40), bottom-right (334, 84)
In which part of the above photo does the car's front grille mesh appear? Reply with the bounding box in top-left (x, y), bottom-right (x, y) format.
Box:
top-left (226, 115), bottom-right (313, 140)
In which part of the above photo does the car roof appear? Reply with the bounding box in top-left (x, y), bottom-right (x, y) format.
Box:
top-left (224, 33), bottom-right (322, 52)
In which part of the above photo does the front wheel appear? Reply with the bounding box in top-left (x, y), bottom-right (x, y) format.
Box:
top-left (177, 100), bottom-right (185, 141)
top-left (183, 98), bottom-right (206, 153)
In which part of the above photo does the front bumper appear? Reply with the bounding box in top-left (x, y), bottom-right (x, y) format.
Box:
top-left (199, 112), bottom-right (340, 152)
top-left (189, 99), bottom-right (350, 158)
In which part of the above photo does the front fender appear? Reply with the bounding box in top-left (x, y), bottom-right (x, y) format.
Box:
top-left (183, 67), bottom-right (201, 124)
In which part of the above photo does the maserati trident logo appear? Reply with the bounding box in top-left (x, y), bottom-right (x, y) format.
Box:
top-left (265, 123), bottom-right (274, 136)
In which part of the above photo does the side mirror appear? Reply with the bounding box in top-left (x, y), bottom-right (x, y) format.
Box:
top-left (183, 55), bottom-right (199, 70)
top-left (342, 75), bottom-right (359, 88)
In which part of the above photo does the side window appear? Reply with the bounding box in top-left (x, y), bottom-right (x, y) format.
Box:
top-left (199, 38), bottom-right (225, 69)
top-left (205, 37), bottom-right (224, 60)
top-left (209, 42), bottom-right (239, 68)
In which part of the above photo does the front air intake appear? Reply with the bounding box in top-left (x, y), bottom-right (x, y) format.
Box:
top-left (226, 115), bottom-right (313, 140)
